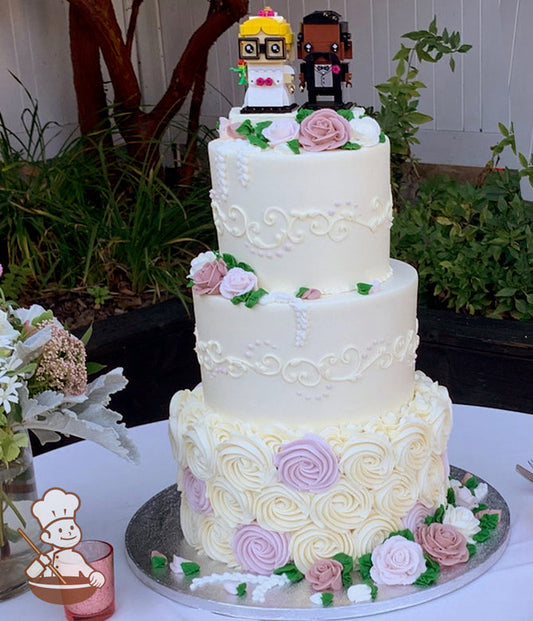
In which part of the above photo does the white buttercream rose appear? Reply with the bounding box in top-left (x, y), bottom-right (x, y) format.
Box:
top-left (187, 251), bottom-right (217, 279)
top-left (262, 118), bottom-right (300, 146)
top-left (349, 115), bottom-right (382, 147)
top-left (442, 505), bottom-right (481, 543)
top-left (219, 267), bottom-right (258, 299)
top-left (351, 106), bottom-right (367, 119)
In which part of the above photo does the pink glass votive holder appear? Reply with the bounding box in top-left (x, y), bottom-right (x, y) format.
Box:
top-left (64, 540), bottom-right (115, 621)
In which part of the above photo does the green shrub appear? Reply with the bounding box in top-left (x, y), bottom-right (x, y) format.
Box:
top-left (391, 170), bottom-right (533, 320)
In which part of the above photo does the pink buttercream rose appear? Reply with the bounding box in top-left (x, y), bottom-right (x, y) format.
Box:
top-left (299, 109), bottom-right (351, 152)
top-left (415, 523), bottom-right (469, 567)
top-left (182, 467), bottom-right (211, 515)
top-left (232, 524), bottom-right (290, 575)
top-left (402, 502), bottom-right (433, 533)
top-left (261, 118), bottom-right (300, 146)
top-left (274, 434), bottom-right (339, 492)
top-left (219, 267), bottom-right (258, 299)
top-left (218, 117), bottom-right (245, 140)
top-left (192, 259), bottom-right (228, 295)
top-left (305, 559), bottom-right (343, 591)
top-left (370, 535), bottom-right (426, 586)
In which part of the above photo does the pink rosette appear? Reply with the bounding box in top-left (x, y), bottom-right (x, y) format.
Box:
top-left (274, 434), bottom-right (340, 492)
top-left (298, 109), bottom-right (351, 152)
top-left (192, 259), bottom-right (228, 295)
top-left (300, 288), bottom-right (321, 300)
top-left (218, 117), bottom-right (244, 140)
top-left (261, 118), bottom-right (300, 146)
top-left (182, 467), bottom-right (212, 515)
top-left (219, 267), bottom-right (258, 299)
top-left (305, 559), bottom-right (343, 592)
top-left (232, 524), bottom-right (290, 575)
top-left (415, 523), bottom-right (469, 567)
top-left (370, 535), bottom-right (426, 586)
top-left (402, 502), bottom-right (433, 533)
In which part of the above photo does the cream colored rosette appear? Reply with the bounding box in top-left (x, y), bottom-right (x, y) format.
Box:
top-left (351, 515), bottom-right (401, 558)
top-left (374, 470), bottom-right (419, 519)
top-left (254, 483), bottom-right (310, 532)
top-left (207, 412), bottom-right (246, 444)
top-left (260, 424), bottom-right (300, 452)
top-left (180, 497), bottom-right (204, 549)
top-left (392, 419), bottom-right (432, 471)
top-left (340, 433), bottom-right (394, 488)
top-left (290, 525), bottom-right (354, 573)
top-left (181, 420), bottom-right (217, 481)
top-left (207, 477), bottom-right (255, 528)
top-left (417, 452), bottom-right (447, 508)
top-left (321, 425), bottom-right (355, 457)
top-left (216, 433), bottom-right (277, 492)
top-left (199, 515), bottom-right (238, 566)
top-left (309, 480), bottom-right (372, 532)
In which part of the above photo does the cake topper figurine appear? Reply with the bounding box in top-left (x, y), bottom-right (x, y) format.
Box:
top-left (297, 10), bottom-right (353, 109)
top-left (233, 7), bottom-right (297, 113)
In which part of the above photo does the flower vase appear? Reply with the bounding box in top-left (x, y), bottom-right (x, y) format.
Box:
top-left (0, 433), bottom-right (40, 600)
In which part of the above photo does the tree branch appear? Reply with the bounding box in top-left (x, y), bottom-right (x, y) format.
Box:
top-left (126, 0), bottom-right (144, 56)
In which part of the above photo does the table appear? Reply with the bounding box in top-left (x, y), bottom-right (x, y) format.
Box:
top-left (2, 404), bottom-right (533, 621)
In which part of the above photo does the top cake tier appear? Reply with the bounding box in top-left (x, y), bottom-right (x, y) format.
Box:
top-left (208, 107), bottom-right (393, 294)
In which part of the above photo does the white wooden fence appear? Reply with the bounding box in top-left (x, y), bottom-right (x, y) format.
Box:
top-left (1, 0), bottom-right (531, 190)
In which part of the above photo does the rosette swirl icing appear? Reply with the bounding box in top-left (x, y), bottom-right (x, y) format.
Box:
top-left (340, 434), bottom-right (394, 488)
top-left (182, 424), bottom-right (217, 481)
top-left (180, 497), bottom-right (203, 548)
top-left (290, 525), bottom-right (353, 573)
top-left (254, 483), bottom-right (310, 532)
top-left (232, 524), bottom-right (290, 574)
top-left (392, 421), bottom-right (431, 471)
top-left (182, 467), bottom-right (212, 514)
top-left (217, 434), bottom-right (276, 491)
top-left (208, 477), bottom-right (254, 527)
top-left (274, 434), bottom-right (340, 492)
top-left (374, 471), bottom-right (418, 519)
top-left (402, 501), bottom-right (434, 532)
top-left (309, 480), bottom-right (372, 531)
top-left (351, 516), bottom-right (401, 557)
top-left (199, 515), bottom-right (237, 566)
top-left (417, 452), bottom-right (447, 509)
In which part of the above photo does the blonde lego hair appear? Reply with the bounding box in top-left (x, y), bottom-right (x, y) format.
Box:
top-left (239, 11), bottom-right (294, 46)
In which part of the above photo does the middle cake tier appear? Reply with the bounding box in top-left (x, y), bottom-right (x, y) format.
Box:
top-left (194, 259), bottom-right (418, 426)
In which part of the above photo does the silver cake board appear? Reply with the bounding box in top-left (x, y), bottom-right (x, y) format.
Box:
top-left (125, 466), bottom-right (510, 619)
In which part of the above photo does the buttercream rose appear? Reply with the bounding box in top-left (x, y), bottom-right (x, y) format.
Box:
top-left (305, 558), bottom-right (343, 591)
top-left (218, 117), bottom-right (244, 140)
top-left (187, 251), bottom-right (217, 279)
top-left (192, 259), bottom-right (228, 295)
top-left (262, 118), bottom-right (300, 145)
top-left (402, 502), bottom-right (433, 533)
top-left (182, 467), bottom-right (212, 514)
top-left (274, 434), bottom-right (340, 492)
top-left (299, 109), bottom-right (351, 152)
top-left (349, 115), bottom-right (382, 147)
top-left (232, 523), bottom-right (290, 574)
top-left (415, 522), bottom-right (469, 567)
top-left (442, 506), bottom-right (481, 543)
top-left (219, 267), bottom-right (258, 299)
top-left (370, 535), bottom-right (426, 586)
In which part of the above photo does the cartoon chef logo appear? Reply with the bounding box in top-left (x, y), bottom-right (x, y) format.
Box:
top-left (23, 488), bottom-right (105, 605)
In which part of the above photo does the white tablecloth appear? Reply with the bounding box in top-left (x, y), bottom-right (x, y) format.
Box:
top-left (2, 404), bottom-right (533, 621)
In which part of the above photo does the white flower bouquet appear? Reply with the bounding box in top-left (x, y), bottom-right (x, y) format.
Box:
top-left (0, 273), bottom-right (138, 466)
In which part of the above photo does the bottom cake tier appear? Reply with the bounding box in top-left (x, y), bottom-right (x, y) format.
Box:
top-left (169, 371), bottom-right (452, 574)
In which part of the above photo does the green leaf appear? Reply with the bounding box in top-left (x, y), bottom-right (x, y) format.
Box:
top-left (296, 108), bottom-right (314, 123)
top-left (364, 579), bottom-right (378, 600)
top-left (424, 504), bottom-right (445, 524)
top-left (340, 142), bottom-right (362, 150)
top-left (181, 561), bottom-right (200, 576)
top-left (388, 529), bottom-right (415, 541)
top-left (31, 310), bottom-right (54, 326)
top-left (236, 582), bottom-right (247, 597)
top-left (479, 513), bottom-right (499, 531)
top-left (464, 476), bottom-right (479, 491)
top-left (286, 139), bottom-right (300, 154)
top-left (358, 553), bottom-right (373, 581)
top-left (236, 120), bottom-right (254, 136)
top-left (337, 108), bottom-right (355, 121)
top-left (321, 592), bottom-right (333, 607)
top-left (379, 131), bottom-right (386, 143)
top-left (332, 552), bottom-right (354, 587)
top-left (80, 324), bottom-right (93, 346)
top-left (356, 282), bottom-right (373, 295)
top-left (467, 543), bottom-right (477, 559)
top-left (449, 56), bottom-right (456, 72)
top-left (429, 17), bottom-right (438, 34)
top-left (255, 120), bottom-right (272, 135)
top-left (273, 563), bottom-right (304, 582)
top-left (414, 555), bottom-right (440, 586)
top-left (248, 134), bottom-right (269, 149)
top-left (447, 487), bottom-right (456, 505)
top-left (222, 253), bottom-right (238, 269)
top-left (295, 287), bottom-right (309, 298)
top-left (86, 361), bottom-right (106, 375)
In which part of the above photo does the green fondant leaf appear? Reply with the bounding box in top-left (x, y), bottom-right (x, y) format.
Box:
top-left (467, 543), bottom-right (477, 559)
top-left (286, 138), bottom-right (301, 154)
top-left (236, 119), bottom-right (254, 136)
top-left (236, 261), bottom-right (255, 273)
top-left (244, 288), bottom-right (268, 308)
top-left (321, 592), bottom-right (334, 607)
top-left (255, 120), bottom-right (272, 137)
top-left (364, 579), bottom-right (378, 600)
top-left (332, 552), bottom-right (354, 588)
top-left (358, 553), bottom-right (373, 581)
top-left (181, 561), bottom-right (200, 576)
top-left (388, 529), bottom-right (415, 541)
top-left (295, 287), bottom-right (309, 298)
top-left (447, 487), bottom-right (456, 505)
top-left (356, 282), bottom-right (373, 295)
top-left (248, 134), bottom-right (269, 149)
top-left (464, 476), bottom-right (479, 491)
top-left (236, 582), bottom-right (247, 597)
top-left (150, 555), bottom-right (167, 570)
top-left (472, 503), bottom-right (488, 514)
top-left (473, 529), bottom-right (492, 543)
top-left (273, 563), bottom-right (305, 582)
top-left (187, 279), bottom-right (194, 288)
top-left (296, 108), bottom-right (314, 123)
top-left (337, 108), bottom-right (355, 121)
top-left (480, 513), bottom-right (499, 530)
top-left (340, 141), bottom-right (362, 150)
top-left (222, 253), bottom-right (238, 269)
top-left (413, 555), bottom-right (440, 586)
top-left (379, 131), bottom-right (386, 143)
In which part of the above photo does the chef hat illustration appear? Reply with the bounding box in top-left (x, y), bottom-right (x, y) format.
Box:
top-left (31, 488), bottom-right (81, 530)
